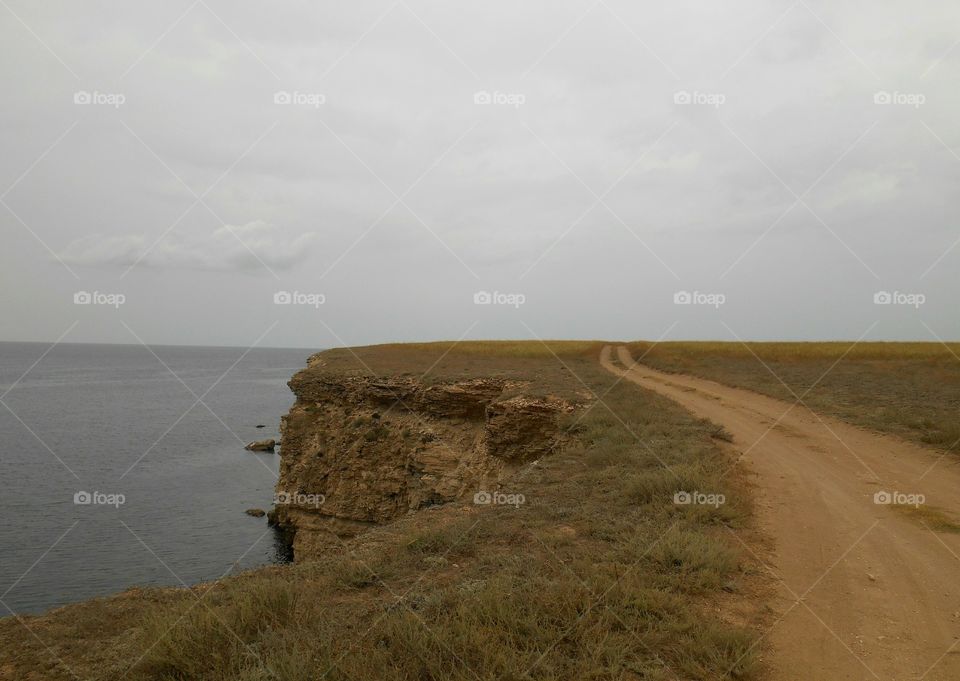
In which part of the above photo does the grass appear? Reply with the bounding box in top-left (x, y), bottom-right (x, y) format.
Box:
top-left (304, 341), bottom-right (608, 399)
top-left (0, 341), bottom-right (767, 681)
top-left (627, 341), bottom-right (960, 452)
top-left (891, 504), bottom-right (960, 533)
top-left (356, 340), bottom-right (608, 358)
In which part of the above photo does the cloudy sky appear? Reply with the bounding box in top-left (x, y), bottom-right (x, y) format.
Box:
top-left (1, 0), bottom-right (958, 348)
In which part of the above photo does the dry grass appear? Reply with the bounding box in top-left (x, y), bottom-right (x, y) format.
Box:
top-left (627, 341), bottom-right (960, 452)
top-left (372, 339), bottom-right (608, 358)
top-left (628, 341), bottom-right (960, 362)
top-left (0, 343), bottom-right (767, 681)
top-left (307, 340), bottom-right (608, 399)
top-left (891, 504), bottom-right (960, 533)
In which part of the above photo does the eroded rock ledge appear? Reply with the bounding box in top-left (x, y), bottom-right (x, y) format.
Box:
top-left (269, 355), bottom-right (576, 559)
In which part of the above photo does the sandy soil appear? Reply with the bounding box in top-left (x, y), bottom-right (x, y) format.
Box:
top-left (602, 345), bottom-right (960, 681)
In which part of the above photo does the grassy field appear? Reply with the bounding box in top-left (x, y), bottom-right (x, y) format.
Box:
top-left (627, 341), bottom-right (960, 452)
top-left (0, 342), bottom-right (767, 681)
top-left (307, 341), bottom-right (609, 399)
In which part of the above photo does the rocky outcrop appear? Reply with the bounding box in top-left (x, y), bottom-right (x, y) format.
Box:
top-left (270, 359), bottom-right (576, 559)
top-left (485, 396), bottom-right (573, 461)
top-left (245, 439), bottom-right (276, 451)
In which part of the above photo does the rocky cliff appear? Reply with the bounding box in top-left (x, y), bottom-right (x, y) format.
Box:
top-left (269, 352), bottom-right (576, 558)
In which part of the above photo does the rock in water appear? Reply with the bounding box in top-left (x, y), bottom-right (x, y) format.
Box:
top-left (245, 439), bottom-right (276, 452)
top-left (245, 508), bottom-right (266, 517)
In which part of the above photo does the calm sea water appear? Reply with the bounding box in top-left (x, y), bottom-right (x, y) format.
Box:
top-left (0, 342), bottom-right (313, 615)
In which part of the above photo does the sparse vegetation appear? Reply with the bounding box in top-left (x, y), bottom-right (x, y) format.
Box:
top-left (891, 504), bottom-right (960, 533)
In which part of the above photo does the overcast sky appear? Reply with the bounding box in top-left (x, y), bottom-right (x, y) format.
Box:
top-left (1, 0), bottom-right (958, 349)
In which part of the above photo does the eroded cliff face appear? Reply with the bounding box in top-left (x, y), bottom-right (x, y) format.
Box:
top-left (270, 354), bottom-right (575, 558)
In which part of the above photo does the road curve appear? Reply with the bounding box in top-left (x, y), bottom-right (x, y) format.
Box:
top-left (601, 345), bottom-right (960, 681)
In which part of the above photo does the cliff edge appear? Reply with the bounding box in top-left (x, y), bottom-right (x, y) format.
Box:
top-left (269, 348), bottom-right (578, 558)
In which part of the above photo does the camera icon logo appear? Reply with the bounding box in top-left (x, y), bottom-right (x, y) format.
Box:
top-left (473, 291), bottom-right (492, 305)
top-left (873, 291), bottom-right (892, 305)
top-left (73, 90), bottom-right (91, 105)
top-left (873, 490), bottom-right (892, 504)
top-left (473, 491), bottom-right (492, 505)
top-left (673, 90), bottom-right (692, 105)
top-left (74, 291), bottom-right (92, 305)
top-left (274, 491), bottom-right (291, 505)
top-left (273, 291), bottom-right (292, 305)
top-left (673, 290), bottom-right (692, 305)
top-left (873, 90), bottom-right (891, 105)
top-left (673, 491), bottom-right (692, 505)
top-left (273, 90), bottom-right (291, 105)
top-left (74, 490), bottom-right (92, 505)
top-left (473, 90), bottom-right (491, 105)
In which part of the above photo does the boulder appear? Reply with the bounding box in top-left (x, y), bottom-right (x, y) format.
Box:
top-left (245, 508), bottom-right (266, 517)
top-left (245, 439), bottom-right (276, 452)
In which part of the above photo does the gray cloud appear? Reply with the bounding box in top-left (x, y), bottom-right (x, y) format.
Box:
top-left (56, 222), bottom-right (316, 271)
top-left (1, 0), bottom-right (958, 347)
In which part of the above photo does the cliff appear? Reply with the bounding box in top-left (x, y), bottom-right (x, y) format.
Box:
top-left (269, 350), bottom-right (577, 558)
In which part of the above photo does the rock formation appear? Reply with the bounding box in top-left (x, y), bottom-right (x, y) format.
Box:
top-left (269, 354), bottom-right (575, 558)
top-left (245, 439), bottom-right (276, 451)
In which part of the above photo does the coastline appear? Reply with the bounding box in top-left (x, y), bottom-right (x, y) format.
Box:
top-left (0, 342), bottom-right (768, 680)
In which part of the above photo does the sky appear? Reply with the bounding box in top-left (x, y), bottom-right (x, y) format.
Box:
top-left (1, 0), bottom-right (958, 349)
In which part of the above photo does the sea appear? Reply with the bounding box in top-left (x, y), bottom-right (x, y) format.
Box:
top-left (0, 342), bottom-right (313, 615)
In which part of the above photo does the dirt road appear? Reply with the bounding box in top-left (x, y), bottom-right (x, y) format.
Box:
top-left (601, 346), bottom-right (960, 681)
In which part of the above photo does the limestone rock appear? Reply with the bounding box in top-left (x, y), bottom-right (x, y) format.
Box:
top-left (273, 365), bottom-right (575, 560)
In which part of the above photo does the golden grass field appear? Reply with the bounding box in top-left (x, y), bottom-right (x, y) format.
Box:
top-left (628, 341), bottom-right (960, 452)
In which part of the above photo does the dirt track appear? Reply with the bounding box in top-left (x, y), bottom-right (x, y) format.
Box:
top-left (601, 346), bottom-right (960, 681)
